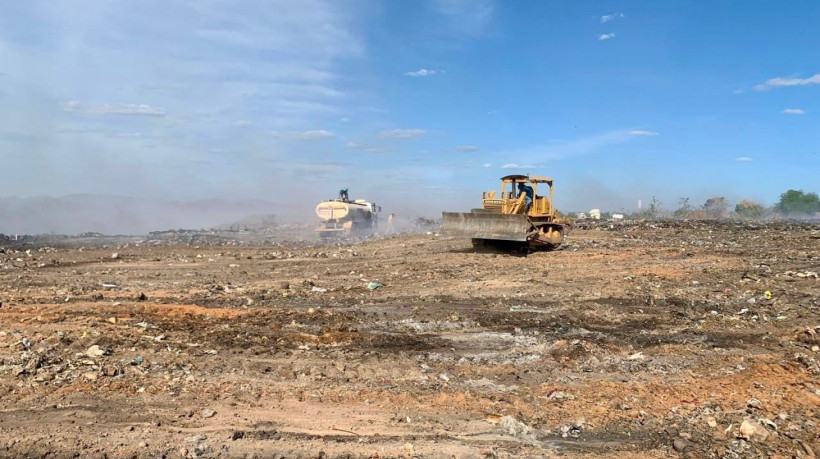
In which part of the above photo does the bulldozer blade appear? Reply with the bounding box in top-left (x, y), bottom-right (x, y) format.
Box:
top-left (441, 212), bottom-right (532, 242)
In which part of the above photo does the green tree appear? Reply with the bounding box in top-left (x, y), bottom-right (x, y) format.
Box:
top-left (735, 200), bottom-right (765, 220)
top-left (630, 196), bottom-right (662, 220)
top-left (673, 197), bottom-right (693, 218)
top-left (775, 189), bottom-right (820, 215)
top-left (702, 196), bottom-right (728, 218)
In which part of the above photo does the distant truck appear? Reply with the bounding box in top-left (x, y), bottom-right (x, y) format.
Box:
top-left (315, 189), bottom-right (381, 238)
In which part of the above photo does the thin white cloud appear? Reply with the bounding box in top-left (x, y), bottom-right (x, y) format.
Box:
top-left (233, 120), bottom-right (253, 126)
top-left (630, 130), bottom-right (659, 136)
top-left (454, 145), bottom-right (478, 152)
top-left (754, 73), bottom-right (820, 91)
top-left (600, 12), bottom-right (624, 23)
top-left (782, 108), bottom-right (806, 115)
top-left (498, 129), bottom-right (639, 164)
top-left (598, 33), bottom-right (616, 41)
top-left (271, 130), bottom-right (335, 140)
top-left (732, 89), bottom-right (745, 95)
top-left (501, 163), bottom-right (534, 170)
top-left (61, 101), bottom-right (166, 117)
top-left (434, 0), bottom-right (494, 37)
top-left (482, 163), bottom-right (491, 168)
top-left (735, 157), bottom-right (753, 162)
top-left (59, 101), bottom-right (81, 112)
top-left (379, 128), bottom-right (426, 139)
top-left (346, 141), bottom-right (393, 153)
top-left (0, 0), bottom-right (371, 210)
top-left (406, 68), bottom-right (437, 77)
top-left (108, 132), bottom-right (144, 139)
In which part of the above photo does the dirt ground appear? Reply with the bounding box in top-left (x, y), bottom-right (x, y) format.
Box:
top-left (1, 221), bottom-right (818, 458)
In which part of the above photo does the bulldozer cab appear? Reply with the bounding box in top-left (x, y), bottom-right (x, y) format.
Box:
top-left (481, 175), bottom-right (556, 217)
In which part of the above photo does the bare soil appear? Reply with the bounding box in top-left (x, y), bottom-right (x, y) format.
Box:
top-left (1, 221), bottom-right (819, 458)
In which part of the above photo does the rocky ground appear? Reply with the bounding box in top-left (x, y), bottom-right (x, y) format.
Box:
top-left (0, 221), bottom-right (818, 458)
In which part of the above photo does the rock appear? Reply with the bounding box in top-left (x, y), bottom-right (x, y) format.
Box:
top-left (85, 345), bottom-right (106, 358)
top-left (673, 438), bottom-right (691, 452)
top-left (111, 253), bottom-right (119, 259)
top-left (279, 282), bottom-right (290, 290)
top-left (102, 365), bottom-right (120, 377)
top-left (137, 292), bottom-right (147, 301)
top-left (499, 415), bottom-right (532, 439)
top-left (231, 431), bottom-right (245, 441)
top-left (796, 353), bottom-right (820, 374)
top-left (739, 419), bottom-right (770, 441)
top-left (132, 356), bottom-right (144, 366)
top-left (24, 356), bottom-right (43, 373)
top-left (82, 372), bottom-right (98, 381)
top-left (192, 444), bottom-right (213, 457)
top-left (201, 408), bottom-right (216, 419)
top-left (547, 390), bottom-right (569, 400)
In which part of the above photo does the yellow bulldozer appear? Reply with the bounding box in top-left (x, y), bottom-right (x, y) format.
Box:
top-left (441, 174), bottom-right (569, 250)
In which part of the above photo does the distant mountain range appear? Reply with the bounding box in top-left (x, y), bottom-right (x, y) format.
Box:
top-left (0, 194), bottom-right (303, 235)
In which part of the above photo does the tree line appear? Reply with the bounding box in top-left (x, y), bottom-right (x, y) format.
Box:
top-left (627, 189), bottom-right (820, 220)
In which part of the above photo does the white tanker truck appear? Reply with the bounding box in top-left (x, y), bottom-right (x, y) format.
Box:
top-left (315, 188), bottom-right (381, 238)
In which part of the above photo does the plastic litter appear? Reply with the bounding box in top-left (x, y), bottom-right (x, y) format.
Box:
top-left (367, 282), bottom-right (383, 290)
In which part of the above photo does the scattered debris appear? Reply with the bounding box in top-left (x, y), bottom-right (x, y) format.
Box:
top-left (0, 221), bottom-right (817, 457)
top-left (85, 345), bottom-right (106, 358)
top-left (739, 419), bottom-right (771, 441)
top-left (367, 282), bottom-right (383, 290)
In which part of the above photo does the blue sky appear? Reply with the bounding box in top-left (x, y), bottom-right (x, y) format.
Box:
top-left (0, 0), bottom-right (817, 216)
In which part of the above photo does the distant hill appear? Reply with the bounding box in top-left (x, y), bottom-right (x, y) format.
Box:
top-left (0, 194), bottom-right (299, 235)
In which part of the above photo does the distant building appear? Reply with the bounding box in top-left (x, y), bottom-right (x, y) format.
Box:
top-left (577, 212), bottom-right (587, 220)
top-left (589, 209), bottom-right (601, 220)
top-left (612, 213), bottom-right (624, 220)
